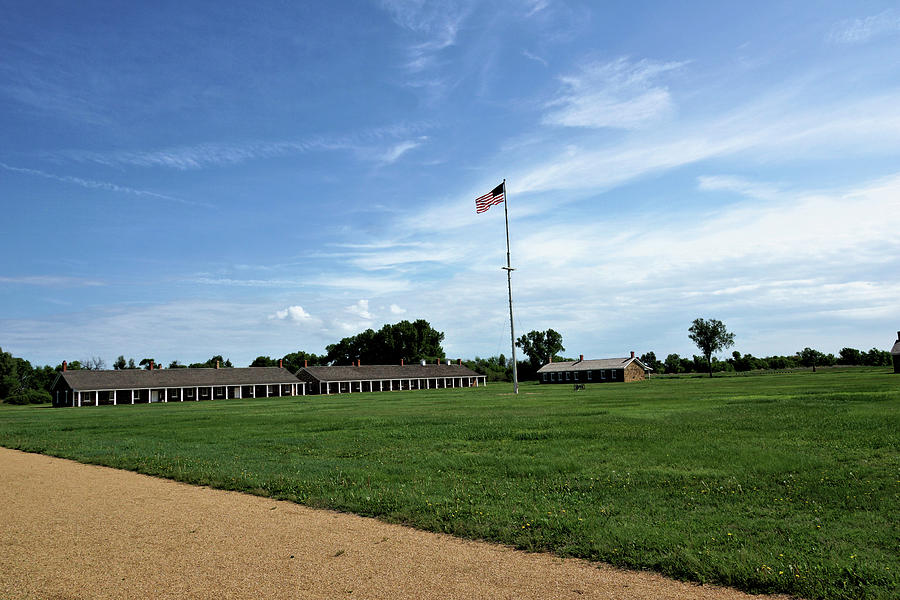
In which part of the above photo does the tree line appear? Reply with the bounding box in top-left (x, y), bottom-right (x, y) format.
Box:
top-left (1, 317), bottom-right (894, 403)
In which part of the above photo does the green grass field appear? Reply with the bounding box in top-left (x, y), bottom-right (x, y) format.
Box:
top-left (1, 368), bottom-right (897, 599)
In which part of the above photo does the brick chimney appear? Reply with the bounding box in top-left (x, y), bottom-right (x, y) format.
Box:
top-left (62, 360), bottom-right (67, 372)
top-left (304, 359), bottom-right (308, 368)
top-left (457, 358), bottom-right (461, 365)
top-left (401, 358), bottom-right (404, 366)
top-left (279, 359), bottom-right (283, 368)
top-left (150, 360), bottom-right (154, 371)
top-left (436, 358), bottom-right (440, 365)
top-left (579, 354), bottom-right (583, 362)
top-left (630, 351), bottom-right (635, 358)
top-left (357, 359), bottom-right (361, 366)
top-left (215, 360), bottom-right (219, 369)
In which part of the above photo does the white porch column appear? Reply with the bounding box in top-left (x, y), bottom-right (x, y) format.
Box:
top-left (77, 391), bottom-right (81, 407)
top-left (163, 388), bottom-right (168, 402)
top-left (112, 390), bottom-right (116, 406)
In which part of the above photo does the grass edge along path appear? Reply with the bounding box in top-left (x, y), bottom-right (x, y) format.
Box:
top-left (0, 368), bottom-right (897, 600)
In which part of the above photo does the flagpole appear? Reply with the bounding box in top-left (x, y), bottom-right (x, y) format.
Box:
top-left (501, 179), bottom-right (519, 394)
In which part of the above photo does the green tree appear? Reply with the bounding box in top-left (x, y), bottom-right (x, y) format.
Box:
top-left (113, 355), bottom-right (127, 370)
top-left (188, 356), bottom-right (233, 368)
top-left (281, 351), bottom-right (324, 372)
top-left (127, 358), bottom-right (137, 369)
top-left (463, 356), bottom-right (513, 382)
top-left (168, 360), bottom-right (186, 368)
top-left (639, 351), bottom-right (662, 373)
top-left (838, 347), bottom-right (862, 365)
top-left (515, 329), bottom-right (565, 371)
top-left (862, 348), bottom-right (891, 367)
top-left (139, 358), bottom-right (156, 370)
top-left (664, 353), bottom-right (682, 374)
top-left (325, 320), bottom-right (445, 365)
top-left (250, 356), bottom-right (277, 367)
top-left (798, 347), bottom-right (825, 372)
top-left (688, 318), bottom-right (735, 378)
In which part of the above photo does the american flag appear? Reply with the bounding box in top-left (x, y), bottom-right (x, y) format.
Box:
top-left (475, 182), bottom-right (505, 213)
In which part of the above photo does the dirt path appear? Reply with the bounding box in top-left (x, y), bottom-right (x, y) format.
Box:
top-left (0, 448), bottom-right (790, 599)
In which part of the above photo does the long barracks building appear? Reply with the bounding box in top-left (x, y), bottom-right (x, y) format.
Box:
top-left (50, 364), bottom-right (305, 407)
top-left (295, 360), bottom-right (486, 395)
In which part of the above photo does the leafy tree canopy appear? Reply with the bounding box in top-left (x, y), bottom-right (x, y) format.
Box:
top-left (798, 347), bottom-right (827, 372)
top-left (688, 318), bottom-right (735, 378)
top-left (188, 355), bottom-right (233, 369)
top-left (639, 351), bottom-right (663, 373)
top-left (281, 351), bottom-right (325, 373)
top-left (325, 319), bottom-right (445, 365)
top-left (515, 329), bottom-right (565, 370)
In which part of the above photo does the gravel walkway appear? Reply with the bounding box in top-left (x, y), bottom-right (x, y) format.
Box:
top-left (0, 448), bottom-right (791, 599)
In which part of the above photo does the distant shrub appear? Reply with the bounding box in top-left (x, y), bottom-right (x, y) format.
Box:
top-left (3, 389), bottom-right (51, 405)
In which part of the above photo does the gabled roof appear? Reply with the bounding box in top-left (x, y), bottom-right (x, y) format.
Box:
top-left (537, 357), bottom-right (651, 373)
top-left (297, 363), bottom-right (479, 383)
top-left (56, 367), bottom-right (301, 390)
top-left (892, 339), bottom-right (900, 356)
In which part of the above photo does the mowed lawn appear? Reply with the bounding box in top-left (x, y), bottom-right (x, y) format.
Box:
top-left (1, 369), bottom-right (897, 599)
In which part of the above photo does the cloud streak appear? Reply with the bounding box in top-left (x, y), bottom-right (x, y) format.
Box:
top-left (62, 125), bottom-right (431, 171)
top-left (0, 162), bottom-right (199, 206)
top-left (830, 10), bottom-right (900, 44)
top-left (543, 57), bottom-right (686, 129)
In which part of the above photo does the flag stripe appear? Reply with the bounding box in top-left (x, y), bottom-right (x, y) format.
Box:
top-left (475, 182), bottom-right (505, 213)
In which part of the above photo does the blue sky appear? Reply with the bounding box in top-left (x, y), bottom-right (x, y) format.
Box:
top-left (2, 1), bottom-right (899, 367)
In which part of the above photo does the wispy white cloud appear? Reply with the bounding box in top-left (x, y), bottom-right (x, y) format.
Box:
top-left (378, 136), bottom-right (428, 164)
top-left (0, 275), bottom-right (105, 287)
top-left (830, 10), bottom-right (900, 44)
top-left (390, 303), bottom-right (407, 314)
top-left (522, 49), bottom-right (548, 67)
top-left (543, 57), bottom-right (686, 129)
top-left (380, 0), bottom-right (471, 72)
top-left (696, 175), bottom-right (782, 200)
top-left (0, 162), bottom-right (199, 206)
top-left (63, 124), bottom-right (431, 171)
top-left (517, 88), bottom-right (900, 196)
top-left (524, 0), bottom-right (550, 18)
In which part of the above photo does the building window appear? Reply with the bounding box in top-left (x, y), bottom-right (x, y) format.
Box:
top-left (542, 373), bottom-right (547, 382)
top-left (186, 389), bottom-right (193, 398)
top-left (551, 373), bottom-right (556, 381)
top-left (587, 371), bottom-right (593, 381)
top-left (612, 370), bottom-right (617, 380)
top-left (601, 370), bottom-right (606, 380)
top-left (574, 372), bottom-right (579, 381)
top-left (565, 372), bottom-right (571, 381)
